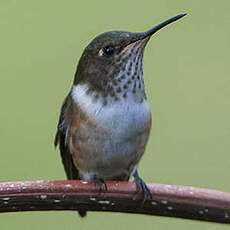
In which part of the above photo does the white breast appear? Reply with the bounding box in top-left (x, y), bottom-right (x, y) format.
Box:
top-left (71, 84), bottom-right (151, 136)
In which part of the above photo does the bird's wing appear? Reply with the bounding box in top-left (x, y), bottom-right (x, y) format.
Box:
top-left (54, 92), bottom-right (79, 180)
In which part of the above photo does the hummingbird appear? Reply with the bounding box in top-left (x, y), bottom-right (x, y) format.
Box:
top-left (55, 14), bottom-right (186, 217)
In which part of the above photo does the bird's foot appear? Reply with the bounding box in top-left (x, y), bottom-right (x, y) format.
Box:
top-left (133, 170), bottom-right (152, 203)
top-left (92, 176), bottom-right (107, 192)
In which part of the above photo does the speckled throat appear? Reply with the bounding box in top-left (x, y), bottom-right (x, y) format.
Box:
top-left (79, 38), bottom-right (149, 106)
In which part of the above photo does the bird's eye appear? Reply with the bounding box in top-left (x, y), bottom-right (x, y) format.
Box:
top-left (102, 46), bottom-right (115, 55)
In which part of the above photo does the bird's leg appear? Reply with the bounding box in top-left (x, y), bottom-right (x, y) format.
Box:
top-left (133, 169), bottom-right (152, 202)
top-left (92, 176), bottom-right (108, 192)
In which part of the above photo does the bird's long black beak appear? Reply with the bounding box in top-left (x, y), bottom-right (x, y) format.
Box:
top-left (143, 14), bottom-right (186, 38)
top-left (131, 13), bottom-right (186, 43)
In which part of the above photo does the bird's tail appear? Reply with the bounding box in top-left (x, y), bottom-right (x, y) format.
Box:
top-left (78, 210), bottom-right (87, 217)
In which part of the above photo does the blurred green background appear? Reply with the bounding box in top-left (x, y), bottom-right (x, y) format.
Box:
top-left (0, 0), bottom-right (229, 229)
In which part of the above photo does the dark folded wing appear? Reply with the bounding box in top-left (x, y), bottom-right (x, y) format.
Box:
top-left (54, 93), bottom-right (79, 180)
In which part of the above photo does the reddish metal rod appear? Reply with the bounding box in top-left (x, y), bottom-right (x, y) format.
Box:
top-left (0, 180), bottom-right (229, 223)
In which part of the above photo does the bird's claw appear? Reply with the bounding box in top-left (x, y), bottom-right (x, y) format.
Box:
top-left (93, 176), bottom-right (108, 192)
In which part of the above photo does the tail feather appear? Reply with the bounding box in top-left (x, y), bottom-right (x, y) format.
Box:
top-left (78, 210), bottom-right (87, 218)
